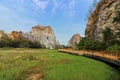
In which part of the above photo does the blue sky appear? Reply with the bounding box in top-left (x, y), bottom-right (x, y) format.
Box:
top-left (0, 0), bottom-right (95, 45)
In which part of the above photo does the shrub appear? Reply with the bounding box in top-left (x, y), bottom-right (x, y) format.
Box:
top-left (113, 11), bottom-right (120, 23)
top-left (0, 40), bottom-right (5, 47)
top-left (77, 38), bottom-right (104, 50)
top-left (107, 44), bottom-right (120, 52)
top-left (0, 38), bottom-right (41, 48)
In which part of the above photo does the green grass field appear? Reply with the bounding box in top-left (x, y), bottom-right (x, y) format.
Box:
top-left (0, 48), bottom-right (119, 80)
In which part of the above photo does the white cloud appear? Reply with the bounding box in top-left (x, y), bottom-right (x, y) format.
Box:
top-left (8, 0), bottom-right (77, 17)
top-left (69, 0), bottom-right (75, 9)
top-left (68, 0), bottom-right (76, 17)
top-left (51, 0), bottom-right (61, 13)
top-left (0, 4), bottom-right (38, 32)
top-left (32, 0), bottom-right (49, 10)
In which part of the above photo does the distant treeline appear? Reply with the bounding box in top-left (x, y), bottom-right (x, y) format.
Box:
top-left (0, 35), bottom-right (41, 48)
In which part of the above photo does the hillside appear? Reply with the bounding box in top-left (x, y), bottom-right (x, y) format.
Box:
top-left (85, 0), bottom-right (120, 41)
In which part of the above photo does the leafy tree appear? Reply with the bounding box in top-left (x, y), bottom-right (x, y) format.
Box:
top-left (107, 44), bottom-right (120, 52)
top-left (91, 40), bottom-right (104, 50)
top-left (29, 41), bottom-right (41, 48)
top-left (0, 40), bottom-right (5, 47)
top-left (77, 38), bottom-right (85, 50)
top-left (103, 27), bottom-right (120, 52)
top-left (113, 11), bottom-right (120, 23)
top-left (103, 27), bottom-right (115, 48)
top-left (0, 37), bottom-right (41, 48)
top-left (77, 28), bottom-right (119, 52)
top-left (77, 38), bottom-right (104, 50)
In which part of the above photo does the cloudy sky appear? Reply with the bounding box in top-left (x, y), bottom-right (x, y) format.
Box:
top-left (0, 0), bottom-right (96, 45)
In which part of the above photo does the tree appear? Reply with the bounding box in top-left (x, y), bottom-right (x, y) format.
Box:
top-left (77, 38), bottom-right (104, 50)
top-left (0, 40), bottom-right (5, 47)
top-left (29, 41), bottom-right (41, 48)
top-left (103, 27), bottom-right (115, 47)
top-left (77, 38), bottom-right (85, 50)
top-left (113, 11), bottom-right (120, 23)
top-left (103, 27), bottom-right (120, 52)
top-left (107, 44), bottom-right (120, 52)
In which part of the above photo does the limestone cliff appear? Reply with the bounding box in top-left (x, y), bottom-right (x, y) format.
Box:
top-left (10, 31), bottom-right (24, 40)
top-left (0, 25), bottom-right (59, 49)
top-left (68, 34), bottom-right (82, 49)
top-left (24, 25), bottom-right (59, 49)
top-left (85, 0), bottom-right (120, 41)
top-left (0, 30), bottom-right (7, 39)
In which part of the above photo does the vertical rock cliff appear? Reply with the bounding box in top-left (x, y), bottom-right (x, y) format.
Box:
top-left (85, 0), bottom-right (120, 41)
top-left (24, 25), bottom-right (59, 49)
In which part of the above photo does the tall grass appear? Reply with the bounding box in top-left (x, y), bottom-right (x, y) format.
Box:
top-left (0, 48), bottom-right (119, 80)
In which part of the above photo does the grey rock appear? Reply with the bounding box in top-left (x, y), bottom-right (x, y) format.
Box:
top-left (0, 30), bottom-right (8, 39)
top-left (85, 0), bottom-right (120, 41)
top-left (68, 34), bottom-right (82, 49)
top-left (24, 25), bottom-right (59, 49)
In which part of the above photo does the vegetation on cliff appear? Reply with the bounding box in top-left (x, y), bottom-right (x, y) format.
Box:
top-left (77, 28), bottom-right (120, 52)
top-left (113, 11), bottom-right (120, 23)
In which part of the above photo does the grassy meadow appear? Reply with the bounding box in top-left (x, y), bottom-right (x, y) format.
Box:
top-left (0, 48), bottom-right (119, 80)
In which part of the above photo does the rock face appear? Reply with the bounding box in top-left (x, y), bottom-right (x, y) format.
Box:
top-left (85, 0), bottom-right (120, 41)
top-left (0, 30), bottom-right (6, 39)
top-left (0, 25), bottom-right (59, 49)
top-left (10, 31), bottom-right (24, 40)
top-left (68, 34), bottom-right (82, 49)
top-left (24, 25), bottom-right (59, 49)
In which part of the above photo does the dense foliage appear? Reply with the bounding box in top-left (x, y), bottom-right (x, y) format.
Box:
top-left (0, 37), bottom-right (41, 48)
top-left (77, 28), bottom-right (120, 52)
top-left (77, 38), bottom-right (104, 50)
top-left (107, 44), bottom-right (120, 52)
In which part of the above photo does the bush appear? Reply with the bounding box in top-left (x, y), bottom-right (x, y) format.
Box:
top-left (103, 27), bottom-right (114, 44)
top-left (77, 28), bottom-right (119, 51)
top-left (77, 38), bottom-right (104, 50)
top-left (0, 40), bottom-right (5, 47)
top-left (107, 44), bottom-right (120, 52)
top-left (0, 38), bottom-right (41, 48)
top-left (113, 11), bottom-right (120, 23)
top-left (103, 27), bottom-right (120, 51)
top-left (29, 41), bottom-right (41, 48)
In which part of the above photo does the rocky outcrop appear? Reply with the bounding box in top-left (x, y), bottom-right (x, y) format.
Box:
top-left (68, 34), bottom-right (82, 49)
top-left (10, 31), bottom-right (24, 40)
top-left (24, 25), bottom-right (59, 49)
top-left (0, 30), bottom-right (7, 39)
top-left (85, 0), bottom-right (120, 41)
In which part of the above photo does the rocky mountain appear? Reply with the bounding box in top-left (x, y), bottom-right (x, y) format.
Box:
top-left (68, 34), bottom-right (82, 49)
top-left (24, 25), bottom-right (59, 49)
top-left (85, 0), bottom-right (120, 41)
